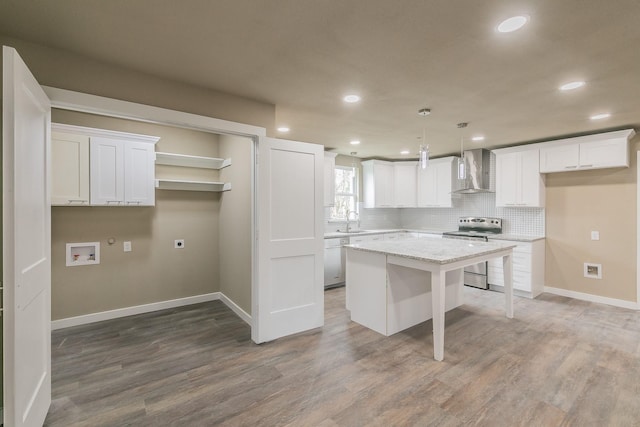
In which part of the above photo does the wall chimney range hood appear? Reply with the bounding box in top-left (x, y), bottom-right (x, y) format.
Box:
top-left (453, 149), bottom-right (493, 194)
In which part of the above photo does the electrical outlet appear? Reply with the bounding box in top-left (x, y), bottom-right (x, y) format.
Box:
top-left (584, 263), bottom-right (602, 279)
top-left (174, 239), bottom-right (185, 249)
top-left (123, 241), bottom-right (132, 252)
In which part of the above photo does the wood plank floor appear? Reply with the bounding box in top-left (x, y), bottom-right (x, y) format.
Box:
top-left (45, 287), bottom-right (640, 426)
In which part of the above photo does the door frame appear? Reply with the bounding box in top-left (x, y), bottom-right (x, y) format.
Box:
top-left (637, 151), bottom-right (640, 308)
top-left (42, 86), bottom-right (266, 335)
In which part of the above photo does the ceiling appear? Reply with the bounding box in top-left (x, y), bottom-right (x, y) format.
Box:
top-left (2, 0), bottom-right (640, 159)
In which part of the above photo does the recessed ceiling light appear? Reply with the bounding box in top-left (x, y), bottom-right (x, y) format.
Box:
top-left (559, 81), bottom-right (586, 91)
top-left (350, 140), bottom-right (361, 145)
top-left (277, 126), bottom-right (290, 132)
top-left (472, 136), bottom-right (485, 142)
top-left (590, 113), bottom-right (611, 120)
top-left (400, 150), bottom-right (410, 155)
top-left (343, 94), bottom-right (361, 103)
top-left (497, 15), bottom-right (529, 33)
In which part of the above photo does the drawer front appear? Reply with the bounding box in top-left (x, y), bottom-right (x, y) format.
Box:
top-left (489, 239), bottom-right (533, 254)
top-left (488, 254), bottom-right (531, 271)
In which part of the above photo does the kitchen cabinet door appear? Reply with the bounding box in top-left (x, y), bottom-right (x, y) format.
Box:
top-left (90, 137), bottom-right (156, 206)
top-left (578, 138), bottom-right (629, 169)
top-left (90, 137), bottom-right (124, 205)
top-left (124, 141), bottom-right (155, 206)
top-left (487, 238), bottom-right (545, 298)
top-left (539, 134), bottom-right (630, 173)
top-left (393, 162), bottom-right (417, 207)
top-left (362, 160), bottom-right (394, 208)
top-left (417, 158), bottom-right (453, 207)
top-left (495, 149), bottom-right (544, 208)
top-left (539, 144), bottom-right (579, 173)
top-left (51, 131), bottom-right (90, 206)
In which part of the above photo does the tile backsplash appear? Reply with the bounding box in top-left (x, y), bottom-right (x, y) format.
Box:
top-left (399, 193), bottom-right (545, 236)
top-left (325, 195), bottom-right (545, 236)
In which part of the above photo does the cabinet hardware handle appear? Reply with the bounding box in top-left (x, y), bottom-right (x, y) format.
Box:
top-left (106, 200), bottom-right (120, 204)
top-left (578, 164), bottom-right (593, 168)
top-left (67, 199), bottom-right (87, 203)
top-left (564, 165), bottom-right (577, 169)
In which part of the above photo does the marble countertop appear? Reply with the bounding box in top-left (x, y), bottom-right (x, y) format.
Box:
top-left (345, 238), bottom-right (517, 265)
top-left (487, 234), bottom-right (545, 242)
top-left (324, 229), bottom-right (403, 239)
top-left (325, 228), bottom-right (542, 242)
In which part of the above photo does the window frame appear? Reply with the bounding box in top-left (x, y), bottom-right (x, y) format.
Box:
top-left (330, 165), bottom-right (359, 221)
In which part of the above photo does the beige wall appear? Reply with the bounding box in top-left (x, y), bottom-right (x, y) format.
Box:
top-left (0, 35), bottom-right (275, 131)
top-left (0, 35), bottom-right (275, 319)
top-left (218, 135), bottom-right (253, 314)
top-left (51, 110), bottom-right (223, 319)
top-left (545, 138), bottom-right (638, 302)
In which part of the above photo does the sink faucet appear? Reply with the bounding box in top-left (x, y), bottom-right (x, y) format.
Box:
top-left (346, 210), bottom-right (360, 232)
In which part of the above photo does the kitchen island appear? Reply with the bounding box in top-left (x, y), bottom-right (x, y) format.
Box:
top-left (345, 238), bottom-right (517, 361)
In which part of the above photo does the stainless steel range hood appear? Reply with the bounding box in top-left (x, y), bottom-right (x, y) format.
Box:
top-left (452, 148), bottom-right (493, 194)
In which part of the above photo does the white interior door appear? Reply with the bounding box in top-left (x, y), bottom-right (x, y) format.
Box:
top-left (254, 137), bottom-right (324, 343)
top-left (3, 46), bottom-right (52, 427)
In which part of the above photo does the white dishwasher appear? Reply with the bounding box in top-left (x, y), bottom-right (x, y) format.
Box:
top-left (324, 237), bottom-right (348, 288)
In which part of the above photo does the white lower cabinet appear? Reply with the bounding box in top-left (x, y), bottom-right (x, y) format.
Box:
top-left (487, 238), bottom-right (545, 298)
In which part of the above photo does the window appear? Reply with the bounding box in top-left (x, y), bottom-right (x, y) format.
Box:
top-left (330, 166), bottom-right (358, 220)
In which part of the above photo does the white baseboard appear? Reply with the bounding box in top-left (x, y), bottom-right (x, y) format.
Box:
top-left (219, 292), bottom-right (252, 325)
top-left (51, 292), bottom-right (252, 330)
top-left (544, 286), bottom-right (639, 310)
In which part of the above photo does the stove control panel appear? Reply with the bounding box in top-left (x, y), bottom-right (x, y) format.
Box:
top-left (458, 217), bottom-right (502, 233)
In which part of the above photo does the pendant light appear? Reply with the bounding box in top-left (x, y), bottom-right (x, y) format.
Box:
top-left (418, 108), bottom-right (431, 169)
top-left (457, 122), bottom-right (468, 180)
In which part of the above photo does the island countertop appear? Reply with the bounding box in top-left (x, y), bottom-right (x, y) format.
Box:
top-left (345, 238), bottom-right (517, 265)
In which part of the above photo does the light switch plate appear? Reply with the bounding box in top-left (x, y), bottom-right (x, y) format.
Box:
top-left (124, 241), bottom-right (132, 252)
top-left (591, 231), bottom-right (600, 241)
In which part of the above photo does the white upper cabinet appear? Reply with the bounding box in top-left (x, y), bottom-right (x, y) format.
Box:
top-left (362, 160), bottom-right (394, 208)
top-left (393, 161), bottom-right (417, 207)
top-left (91, 137), bottom-right (157, 206)
top-left (50, 124), bottom-right (159, 206)
top-left (539, 129), bottom-right (635, 173)
top-left (124, 142), bottom-right (156, 205)
top-left (324, 152), bottom-right (337, 206)
top-left (51, 126), bottom-right (90, 206)
top-left (494, 148), bottom-right (545, 208)
top-left (90, 137), bottom-right (124, 205)
top-left (417, 157), bottom-right (455, 208)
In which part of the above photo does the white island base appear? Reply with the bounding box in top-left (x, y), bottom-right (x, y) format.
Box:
top-left (346, 249), bottom-right (464, 336)
top-left (345, 238), bottom-right (515, 361)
